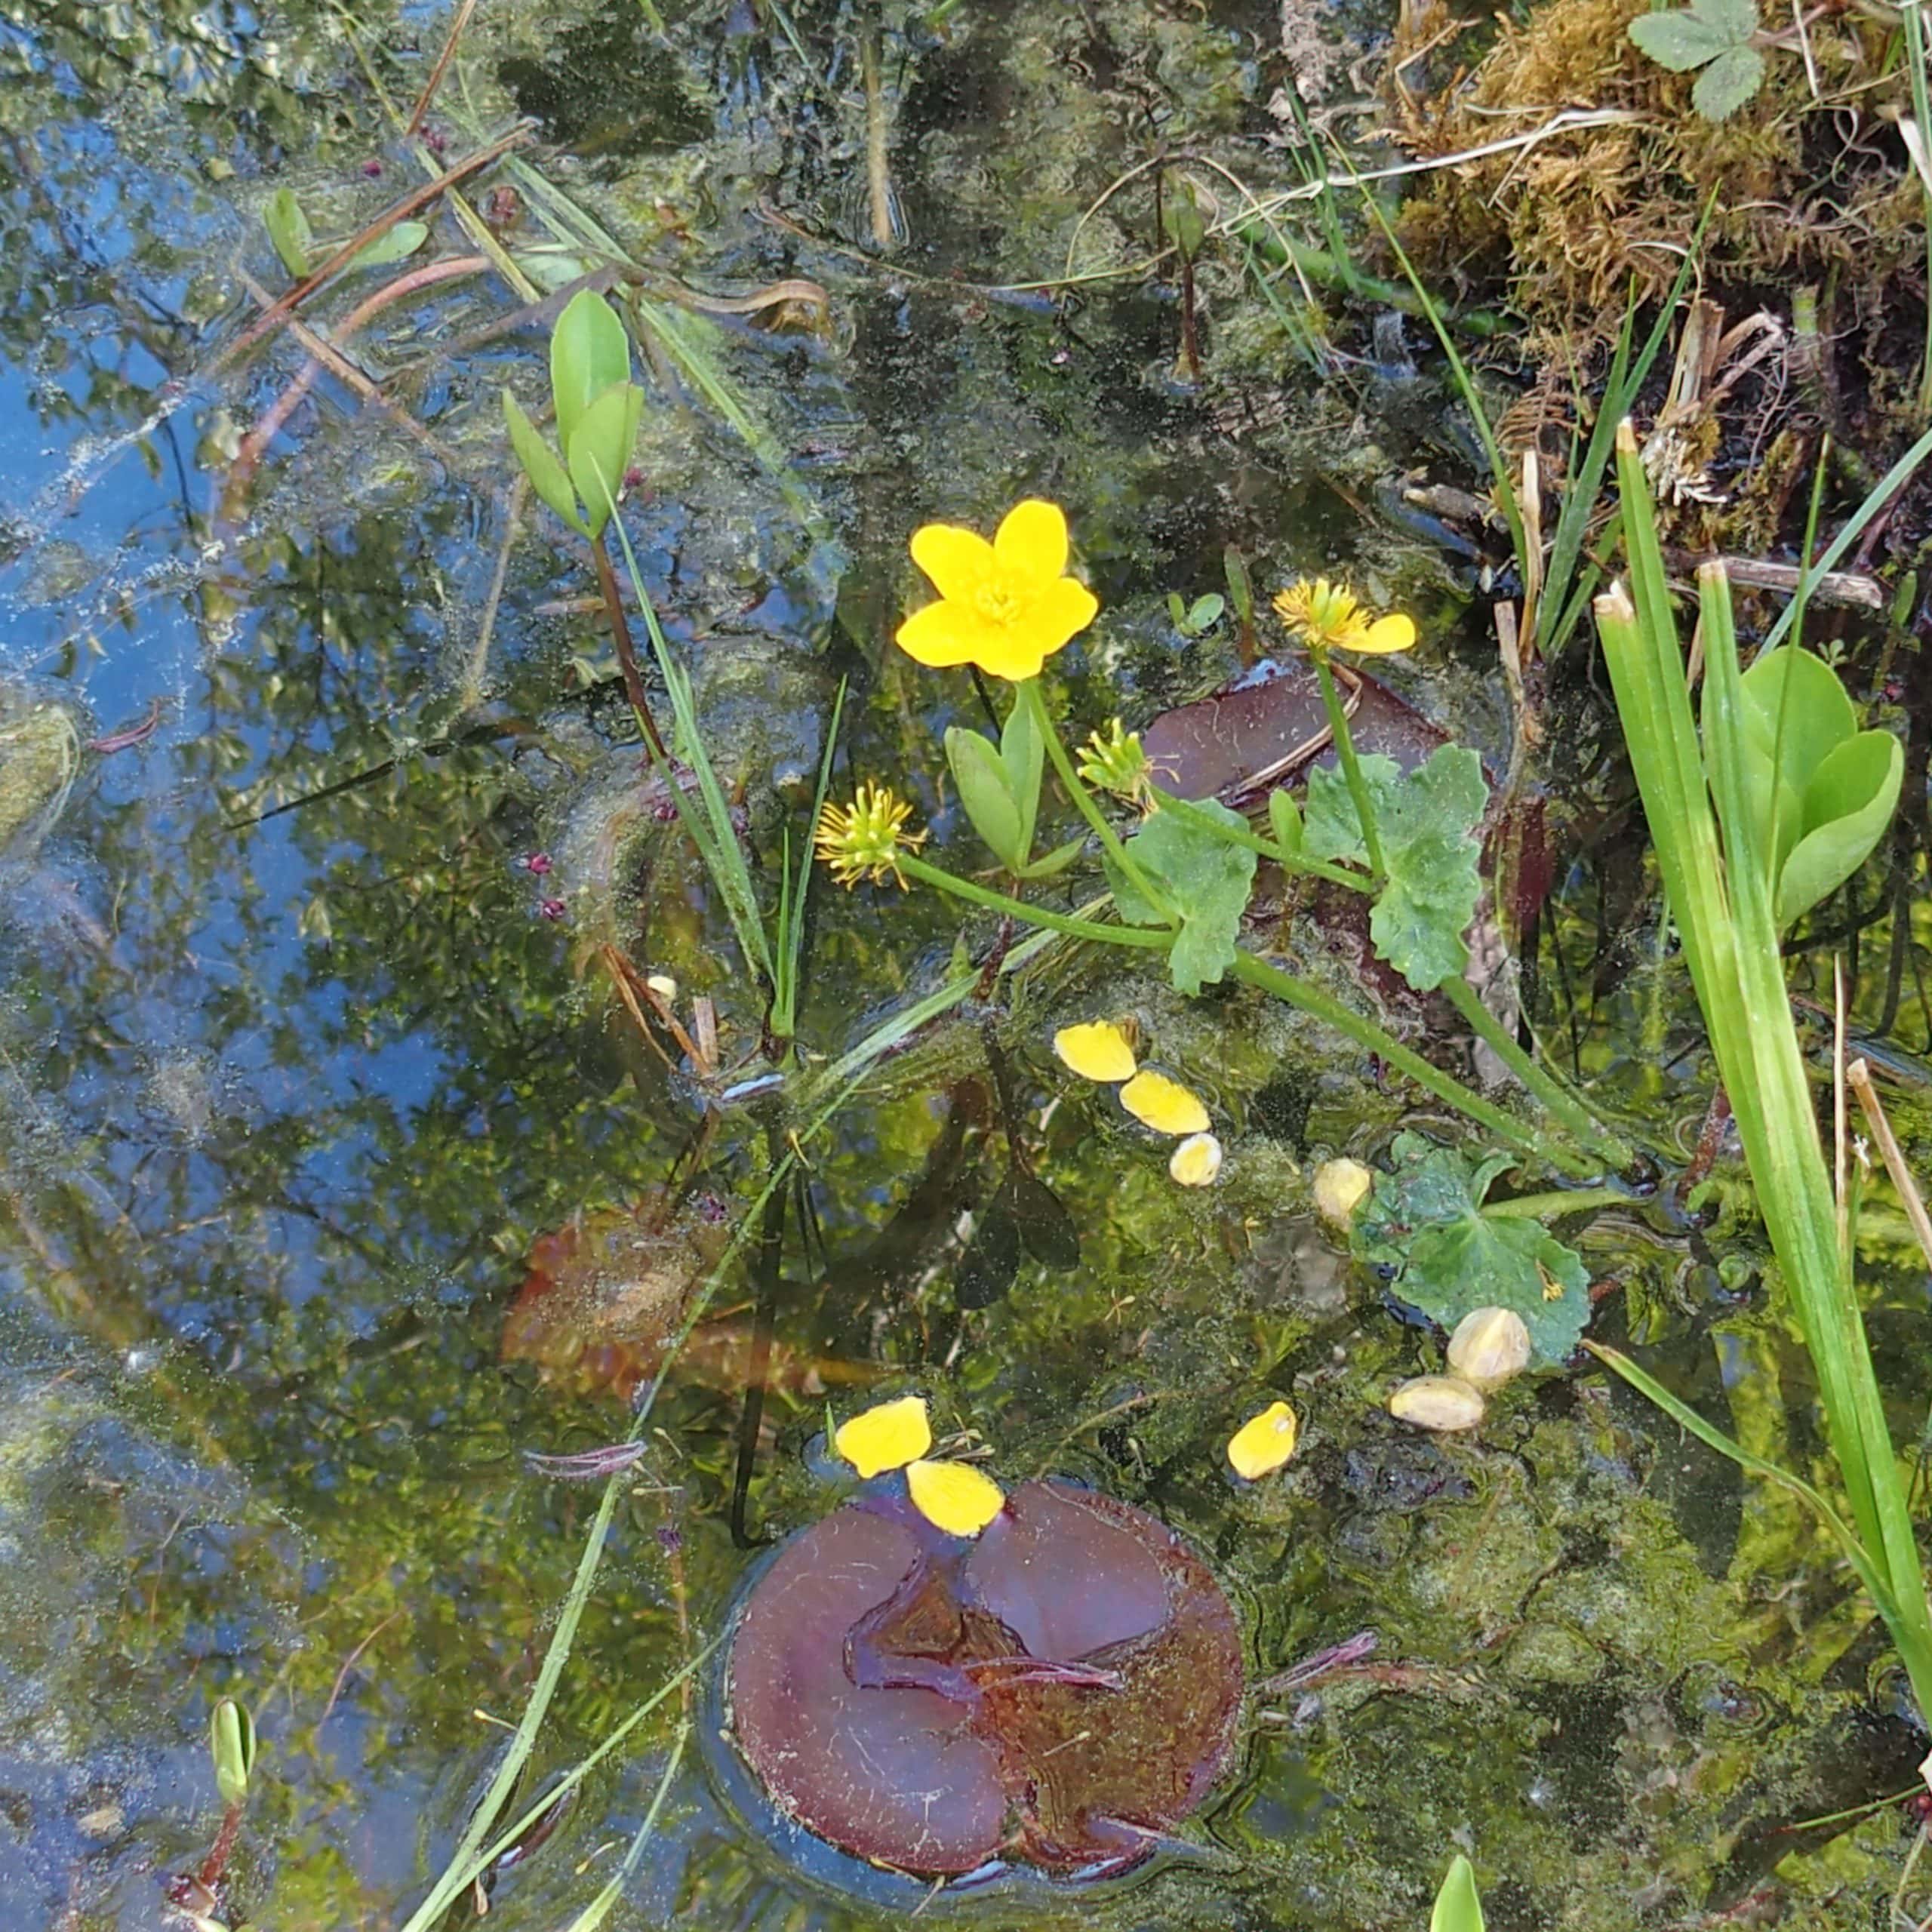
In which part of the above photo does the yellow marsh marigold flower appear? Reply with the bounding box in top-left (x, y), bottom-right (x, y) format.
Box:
top-left (814, 781), bottom-right (927, 890)
top-left (897, 498), bottom-right (1100, 682)
top-left (906, 1457), bottom-right (1006, 1537)
top-left (835, 1394), bottom-right (931, 1478)
top-left (1272, 577), bottom-right (1416, 657)
top-left (1076, 717), bottom-right (1155, 807)
top-left (1226, 1400), bottom-right (1298, 1480)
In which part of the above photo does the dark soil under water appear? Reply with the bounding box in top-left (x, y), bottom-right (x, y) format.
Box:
top-left (5, 1), bottom-right (1932, 1928)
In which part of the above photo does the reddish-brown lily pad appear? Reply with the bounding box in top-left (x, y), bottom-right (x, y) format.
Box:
top-left (722, 1478), bottom-right (1244, 1883)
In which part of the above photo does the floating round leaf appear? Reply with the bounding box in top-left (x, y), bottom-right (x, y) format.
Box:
top-left (1120, 1070), bottom-right (1210, 1137)
top-left (835, 1395), bottom-right (932, 1478)
top-left (1226, 1400), bottom-right (1298, 1479)
top-left (1053, 1020), bottom-right (1138, 1084)
top-left (722, 1478), bottom-right (1244, 1883)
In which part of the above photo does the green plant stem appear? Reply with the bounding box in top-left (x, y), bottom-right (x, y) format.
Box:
top-left (1021, 678), bottom-right (1176, 924)
top-left (1312, 654), bottom-right (1388, 881)
top-left (1228, 949), bottom-right (1598, 1177)
top-left (899, 854), bottom-right (1170, 951)
top-left (1481, 1186), bottom-right (1630, 1220)
top-left (589, 528), bottom-right (668, 761)
top-left (1436, 974), bottom-right (1633, 1168)
top-left (1151, 786), bottom-right (1364, 890)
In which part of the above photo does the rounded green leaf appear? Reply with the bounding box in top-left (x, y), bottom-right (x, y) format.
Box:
top-left (210, 1697), bottom-right (257, 1808)
top-left (1740, 647), bottom-right (1857, 789)
top-left (946, 725), bottom-right (1026, 871)
top-left (565, 381), bottom-right (642, 540)
top-left (1691, 42), bottom-right (1764, 119)
top-left (1776, 728), bottom-right (1903, 928)
top-left (344, 219), bottom-right (429, 270)
top-left (263, 188), bottom-right (313, 277)
top-left (550, 289), bottom-right (632, 448)
top-left (502, 389), bottom-right (588, 537)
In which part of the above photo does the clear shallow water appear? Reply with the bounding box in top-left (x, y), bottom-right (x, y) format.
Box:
top-left (4, 2), bottom-right (1932, 1928)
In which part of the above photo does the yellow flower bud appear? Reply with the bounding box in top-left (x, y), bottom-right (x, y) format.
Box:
top-left (1312, 1157), bottom-right (1373, 1229)
top-left (1388, 1376), bottom-right (1485, 1432)
top-left (1445, 1307), bottom-right (1532, 1390)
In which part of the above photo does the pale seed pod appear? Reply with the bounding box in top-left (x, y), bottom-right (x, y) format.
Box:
top-left (1388, 1375), bottom-right (1485, 1432)
top-left (1312, 1157), bottom-right (1373, 1229)
top-left (1445, 1306), bottom-right (1532, 1390)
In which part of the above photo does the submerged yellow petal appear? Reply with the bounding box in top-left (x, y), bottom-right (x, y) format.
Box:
top-left (896, 598), bottom-right (991, 668)
top-left (1350, 612), bottom-right (1417, 655)
top-left (1169, 1131), bottom-right (1223, 1186)
top-left (834, 1394), bottom-right (932, 1478)
top-left (1054, 1020), bottom-right (1137, 1083)
top-left (1120, 1069), bottom-right (1210, 1137)
top-left (909, 522), bottom-right (995, 602)
top-left (906, 1458), bottom-right (1005, 1537)
top-left (1227, 1400), bottom-right (1298, 1479)
top-left (992, 497), bottom-right (1069, 584)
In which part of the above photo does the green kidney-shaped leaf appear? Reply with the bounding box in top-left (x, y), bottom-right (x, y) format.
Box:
top-left (1305, 746), bottom-right (1487, 992)
top-left (998, 696), bottom-right (1044, 866)
top-left (264, 188), bottom-right (313, 276)
top-left (946, 725), bottom-right (1026, 871)
top-left (1691, 40), bottom-right (1764, 116)
top-left (502, 389), bottom-right (587, 537)
top-left (565, 380), bottom-right (642, 540)
top-left (1432, 1856), bottom-right (1487, 1932)
top-left (344, 218), bottom-right (429, 270)
top-left (1108, 796), bottom-right (1257, 995)
top-left (550, 289), bottom-right (632, 448)
top-left (1354, 1132), bottom-right (1591, 1364)
top-left (1776, 729), bottom-right (1903, 927)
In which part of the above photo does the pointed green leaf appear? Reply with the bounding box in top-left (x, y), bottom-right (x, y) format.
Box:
top-left (344, 219), bottom-right (429, 270)
top-left (503, 389), bottom-right (589, 536)
top-left (946, 726), bottom-right (1026, 871)
top-left (264, 188), bottom-right (313, 276)
top-left (1432, 1855), bottom-right (1486, 1932)
top-left (1268, 787), bottom-right (1303, 857)
top-left (998, 694), bottom-right (1045, 865)
top-left (1776, 729), bottom-right (1902, 926)
top-left (210, 1697), bottom-right (257, 1808)
top-left (1014, 834), bottom-right (1084, 880)
top-left (1106, 797), bottom-right (1256, 995)
top-left (565, 381), bottom-right (641, 541)
top-left (1186, 592), bottom-right (1225, 632)
top-left (1691, 41), bottom-right (1764, 117)
top-left (551, 288), bottom-right (632, 448)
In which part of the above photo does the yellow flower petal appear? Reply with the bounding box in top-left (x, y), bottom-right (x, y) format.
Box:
top-left (834, 1394), bottom-right (931, 1478)
top-left (1351, 613), bottom-right (1417, 655)
top-left (1227, 1400), bottom-right (1298, 1480)
top-left (909, 522), bottom-right (995, 602)
top-left (906, 1458), bottom-right (1005, 1537)
top-left (896, 597), bottom-right (992, 668)
top-left (1169, 1131), bottom-right (1223, 1186)
top-left (1054, 1020), bottom-right (1137, 1084)
top-left (992, 497), bottom-right (1069, 584)
top-left (1024, 574), bottom-right (1100, 656)
top-left (1120, 1070), bottom-right (1209, 1137)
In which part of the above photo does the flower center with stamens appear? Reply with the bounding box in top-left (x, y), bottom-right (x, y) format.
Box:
top-left (973, 578), bottom-right (1023, 626)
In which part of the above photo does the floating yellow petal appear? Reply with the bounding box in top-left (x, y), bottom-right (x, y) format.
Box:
top-left (1227, 1401), bottom-right (1298, 1479)
top-left (906, 1458), bottom-right (1005, 1537)
top-left (1120, 1070), bottom-right (1209, 1137)
top-left (897, 499), bottom-right (1100, 684)
top-left (1169, 1132), bottom-right (1223, 1187)
top-left (1054, 1020), bottom-right (1137, 1084)
top-left (834, 1394), bottom-right (931, 1478)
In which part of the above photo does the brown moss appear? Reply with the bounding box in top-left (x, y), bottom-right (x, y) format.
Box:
top-left (1393, 0), bottom-right (1922, 332)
